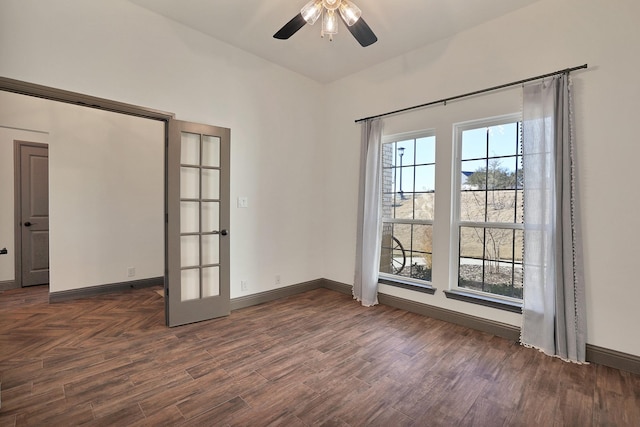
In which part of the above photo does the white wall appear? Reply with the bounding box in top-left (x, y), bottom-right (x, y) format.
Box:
top-left (0, 0), bottom-right (325, 296)
top-left (323, 0), bottom-right (640, 357)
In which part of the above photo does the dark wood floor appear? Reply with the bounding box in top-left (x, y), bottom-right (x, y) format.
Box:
top-left (0, 285), bottom-right (638, 426)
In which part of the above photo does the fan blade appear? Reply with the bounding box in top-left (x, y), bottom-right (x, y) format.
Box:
top-left (343, 16), bottom-right (377, 47)
top-left (274, 13), bottom-right (307, 39)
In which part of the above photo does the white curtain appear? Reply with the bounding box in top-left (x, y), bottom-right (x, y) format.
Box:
top-left (521, 74), bottom-right (586, 362)
top-left (354, 118), bottom-right (384, 306)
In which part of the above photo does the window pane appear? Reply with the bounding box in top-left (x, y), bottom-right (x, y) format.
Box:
top-left (395, 166), bottom-right (414, 195)
top-left (486, 189), bottom-right (519, 223)
top-left (180, 201), bottom-right (199, 233)
top-left (415, 136), bottom-right (435, 164)
top-left (181, 235), bottom-right (199, 268)
top-left (181, 132), bottom-right (200, 165)
top-left (202, 266), bottom-right (220, 297)
top-left (180, 167), bottom-right (199, 199)
top-left (414, 192), bottom-right (434, 221)
top-left (202, 135), bottom-right (220, 167)
top-left (488, 123), bottom-right (518, 157)
top-left (381, 192), bottom-right (395, 219)
top-left (382, 142), bottom-right (396, 167)
top-left (201, 201), bottom-right (219, 233)
top-left (414, 165), bottom-right (435, 192)
top-left (202, 234), bottom-right (219, 265)
top-left (379, 222), bottom-right (407, 275)
top-left (408, 224), bottom-right (432, 281)
top-left (181, 268), bottom-right (200, 302)
top-left (515, 189), bottom-right (523, 223)
top-left (202, 169), bottom-right (219, 200)
top-left (396, 140), bottom-right (414, 165)
top-left (461, 128), bottom-right (486, 160)
top-left (392, 196), bottom-right (413, 220)
top-left (461, 159), bottom-right (486, 190)
top-left (487, 157), bottom-right (518, 190)
top-left (460, 190), bottom-right (486, 222)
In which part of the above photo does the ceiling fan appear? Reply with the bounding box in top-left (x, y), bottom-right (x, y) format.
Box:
top-left (273, 0), bottom-right (377, 47)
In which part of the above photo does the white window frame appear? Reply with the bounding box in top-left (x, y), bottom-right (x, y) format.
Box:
top-left (450, 113), bottom-right (523, 303)
top-left (379, 129), bottom-right (436, 287)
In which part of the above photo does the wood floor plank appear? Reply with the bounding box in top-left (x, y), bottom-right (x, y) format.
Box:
top-left (1, 285), bottom-right (639, 426)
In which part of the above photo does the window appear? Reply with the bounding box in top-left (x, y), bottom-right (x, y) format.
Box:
top-left (379, 132), bottom-right (435, 285)
top-left (454, 116), bottom-right (523, 300)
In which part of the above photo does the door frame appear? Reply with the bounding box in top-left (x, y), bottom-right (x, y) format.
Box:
top-left (13, 140), bottom-right (49, 287)
top-left (1, 77), bottom-right (175, 294)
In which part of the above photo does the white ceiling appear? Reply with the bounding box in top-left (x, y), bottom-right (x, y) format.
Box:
top-left (129, 0), bottom-right (540, 84)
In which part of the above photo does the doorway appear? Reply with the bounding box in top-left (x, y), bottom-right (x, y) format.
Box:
top-left (1, 78), bottom-right (231, 327)
top-left (14, 141), bottom-right (49, 287)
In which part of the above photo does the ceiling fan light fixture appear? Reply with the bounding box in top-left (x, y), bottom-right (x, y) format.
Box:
top-left (322, 0), bottom-right (340, 11)
top-left (301, 0), bottom-right (323, 25)
top-left (321, 9), bottom-right (339, 40)
top-left (339, 0), bottom-right (361, 26)
top-left (274, 0), bottom-right (376, 46)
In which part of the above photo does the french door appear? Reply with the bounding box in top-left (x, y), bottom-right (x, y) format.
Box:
top-left (166, 119), bottom-right (230, 327)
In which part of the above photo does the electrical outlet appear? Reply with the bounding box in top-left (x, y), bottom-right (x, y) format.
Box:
top-left (240, 280), bottom-right (248, 292)
top-left (275, 275), bottom-right (281, 285)
top-left (127, 267), bottom-right (136, 277)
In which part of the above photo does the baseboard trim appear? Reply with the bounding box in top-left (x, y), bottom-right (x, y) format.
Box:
top-left (377, 292), bottom-right (521, 341)
top-left (321, 278), bottom-right (352, 295)
top-left (230, 278), bottom-right (324, 311)
top-left (319, 279), bottom-right (519, 341)
top-left (0, 280), bottom-right (17, 291)
top-left (49, 277), bottom-right (164, 303)
top-left (586, 344), bottom-right (640, 375)
top-left (316, 279), bottom-right (640, 375)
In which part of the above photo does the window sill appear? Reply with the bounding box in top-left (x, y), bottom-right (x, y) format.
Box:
top-left (378, 277), bottom-right (436, 295)
top-left (443, 289), bottom-right (522, 313)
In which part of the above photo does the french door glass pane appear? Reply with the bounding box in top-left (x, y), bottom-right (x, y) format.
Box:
top-left (181, 167), bottom-right (199, 199)
top-left (180, 201), bottom-right (199, 233)
top-left (202, 135), bottom-right (220, 167)
top-left (202, 266), bottom-right (220, 297)
top-left (201, 202), bottom-right (219, 233)
top-left (181, 235), bottom-right (199, 267)
top-left (201, 234), bottom-right (219, 265)
top-left (181, 132), bottom-right (200, 165)
top-left (181, 268), bottom-right (200, 301)
top-left (202, 169), bottom-right (220, 200)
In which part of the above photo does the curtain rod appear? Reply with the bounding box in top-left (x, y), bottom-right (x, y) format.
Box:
top-left (354, 63), bottom-right (588, 123)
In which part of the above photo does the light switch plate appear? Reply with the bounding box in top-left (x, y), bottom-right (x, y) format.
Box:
top-left (237, 197), bottom-right (248, 208)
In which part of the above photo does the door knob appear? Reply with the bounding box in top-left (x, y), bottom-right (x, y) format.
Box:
top-left (24, 222), bottom-right (32, 227)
